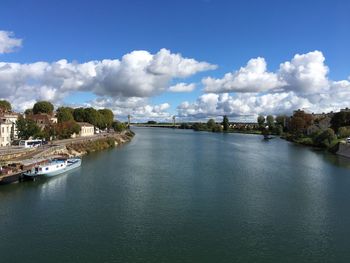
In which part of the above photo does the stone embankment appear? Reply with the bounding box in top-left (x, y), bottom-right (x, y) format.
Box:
top-left (0, 130), bottom-right (135, 184)
top-left (336, 142), bottom-right (350, 158)
top-left (48, 130), bottom-right (135, 157)
top-left (0, 130), bottom-right (134, 163)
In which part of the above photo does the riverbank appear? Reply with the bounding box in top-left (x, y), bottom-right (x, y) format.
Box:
top-left (59, 130), bottom-right (135, 157)
top-left (0, 130), bottom-right (135, 185)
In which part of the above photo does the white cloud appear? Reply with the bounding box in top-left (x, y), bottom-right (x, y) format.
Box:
top-left (177, 92), bottom-right (313, 121)
top-left (202, 51), bottom-right (330, 96)
top-left (185, 50), bottom-right (350, 120)
top-left (147, 48), bottom-right (217, 77)
top-left (86, 97), bottom-right (172, 121)
top-left (0, 31), bottom-right (22, 54)
top-left (169, 82), bottom-right (196, 92)
top-left (203, 57), bottom-right (283, 93)
top-left (278, 50), bottom-right (329, 95)
top-left (0, 48), bottom-right (216, 111)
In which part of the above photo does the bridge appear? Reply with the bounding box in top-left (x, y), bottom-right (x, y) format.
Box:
top-left (132, 124), bottom-right (182, 128)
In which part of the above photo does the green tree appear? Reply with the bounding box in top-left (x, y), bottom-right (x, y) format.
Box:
top-left (222, 115), bottom-right (229, 131)
top-left (212, 124), bottom-right (223, 132)
top-left (276, 115), bottom-right (287, 130)
top-left (274, 124), bottom-right (283, 135)
top-left (112, 121), bottom-right (127, 132)
top-left (98, 109), bottom-right (114, 129)
top-left (338, 126), bottom-right (350, 138)
top-left (33, 101), bottom-right (54, 114)
top-left (266, 115), bottom-right (275, 130)
top-left (179, 123), bottom-right (190, 129)
top-left (84, 108), bottom-right (101, 127)
top-left (257, 115), bottom-right (265, 129)
top-left (0, 100), bottom-right (11, 112)
top-left (313, 128), bottom-right (336, 147)
top-left (57, 107), bottom-right (74, 123)
top-left (54, 121), bottom-right (81, 139)
top-left (331, 111), bottom-right (350, 132)
top-left (24, 108), bottom-right (33, 116)
top-left (192, 123), bottom-right (206, 131)
top-left (207, 119), bottom-right (216, 130)
top-left (73, 108), bottom-right (86, 122)
top-left (16, 117), bottom-right (41, 140)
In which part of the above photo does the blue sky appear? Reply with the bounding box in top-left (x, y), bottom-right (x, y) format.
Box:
top-left (0, 0), bottom-right (350, 121)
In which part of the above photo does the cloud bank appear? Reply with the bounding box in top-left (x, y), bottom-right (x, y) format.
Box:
top-left (0, 48), bottom-right (216, 118)
top-left (1, 32), bottom-right (349, 122)
top-left (179, 51), bottom-right (350, 120)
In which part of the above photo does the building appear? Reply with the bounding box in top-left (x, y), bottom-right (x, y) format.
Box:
top-left (230, 122), bottom-right (259, 130)
top-left (341, 108), bottom-right (350, 113)
top-left (0, 119), bottom-right (13, 146)
top-left (26, 113), bottom-right (57, 130)
top-left (77, 122), bottom-right (94, 137)
top-left (0, 112), bottom-right (19, 139)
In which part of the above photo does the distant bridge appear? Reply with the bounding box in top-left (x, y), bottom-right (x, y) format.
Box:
top-left (132, 124), bottom-right (182, 128)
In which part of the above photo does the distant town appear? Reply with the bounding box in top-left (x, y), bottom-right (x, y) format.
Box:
top-left (139, 107), bottom-right (350, 150)
top-left (2, 97), bottom-right (350, 153)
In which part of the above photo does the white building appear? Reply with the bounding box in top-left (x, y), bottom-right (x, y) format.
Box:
top-left (77, 122), bottom-right (94, 137)
top-left (2, 113), bottom-right (19, 139)
top-left (0, 119), bottom-right (13, 147)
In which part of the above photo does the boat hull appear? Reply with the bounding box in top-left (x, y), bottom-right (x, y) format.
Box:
top-left (24, 158), bottom-right (82, 177)
top-left (44, 159), bottom-right (81, 177)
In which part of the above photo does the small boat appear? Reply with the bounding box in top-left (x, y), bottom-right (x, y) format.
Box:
top-left (24, 158), bottom-right (82, 177)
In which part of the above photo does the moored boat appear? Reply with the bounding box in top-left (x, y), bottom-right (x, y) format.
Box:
top-left (24, 158), bottom-right (81, 177)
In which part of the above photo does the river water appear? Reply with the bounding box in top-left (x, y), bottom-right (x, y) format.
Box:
top-left (1, 127), bottom-right (350, 262)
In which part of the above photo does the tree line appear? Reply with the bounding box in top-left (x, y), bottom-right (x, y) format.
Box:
top-left (0, 100), bottom-right (127, 140)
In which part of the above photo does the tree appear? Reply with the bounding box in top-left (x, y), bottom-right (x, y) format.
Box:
top-left (179, 123), bottom-right (190, 129)
top-left (274, 124), bottom-right (283, 135)
top-left (313, 128), bottom-right (336, 147)
top-left (192, 123), bottom-right (206, 131)
top-left (33, 101), bottom-right (54, 114)
top-left (0, 100), bottom-right (11, 112)
top-left (288, 110), bottom-right (313, 135)
top-left (257, 115), bottom-right (265, 130)
top-left (207, 119), bottom-right (216, 130)
top-left (73, 108), bottom-right (86, 122)
top-left (212, 124), bottom-right (223, 132)
top-left (24, 108), bottom-right (33, 116)
top-left (16, 117), bottom-right (41, 140)
top-left (57, 107), bottom-right (74, 123)
top-left (112, 121), bottom-right (127, 132)
top-left (331, 111), bottom-right (350, 132)
top-left (266, 115), bottom-right (275, 130)
top-left (222, 115), bottom-right (229, 131)
top-left (98, 109), bottom-right (114, 129)
top-left (338, 126), bottom-right (350, 138)
top-left (276, 115), bottom-right (286, 127)
top-left (84, 108), bottom-right (101, 127)
top-left (289, 117), bottom-right (306, 135)
top-left (54, 121), bottom-right (81, 139)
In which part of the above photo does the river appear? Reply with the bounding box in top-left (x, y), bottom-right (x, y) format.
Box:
top-left (1, 127), bottom-right (350, 262)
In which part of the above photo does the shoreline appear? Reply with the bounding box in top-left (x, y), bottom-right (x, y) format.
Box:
top-left (150, 126), bottom-right (350, 159)
top-left (0, 130), bottom-right (135, 185)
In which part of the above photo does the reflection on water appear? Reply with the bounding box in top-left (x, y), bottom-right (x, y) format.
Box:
top-left (39, 173), bottom-right (69, 197)
top-left (1, 128), bottom-right (350, 262)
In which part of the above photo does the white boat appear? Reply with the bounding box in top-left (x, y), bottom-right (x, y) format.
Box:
top-left (24, 158), bottom-right (82, 177)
